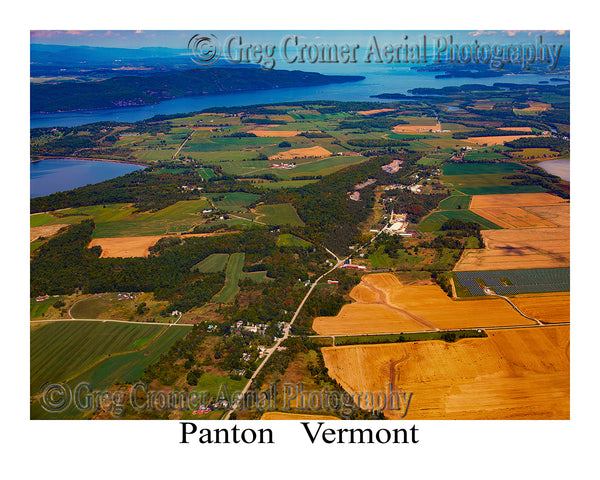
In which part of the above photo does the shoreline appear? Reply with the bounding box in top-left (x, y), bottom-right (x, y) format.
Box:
top-left (30, 156), bottom-right (148, 167)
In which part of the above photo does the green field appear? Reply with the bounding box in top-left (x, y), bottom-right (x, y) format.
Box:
top-left (92, 199), bottom-right (211, 237)
top-left (30, 321), bottom-right (180, 395)
top-left (368, 246), bottom-right (426, 269)
top-left (30, 323), bottom-right (192, 419)
top-left (276, 233), bottom-right (313, 248)
top-left (30, 297), bottom-right (61, 318)
top-left (212, 253), bottom-right (245, 303)
top-left (419, 210), bottom-right (503, 232)
top-left (197, 167), bottom-right (217, 180)
top-left (191, 253), bottom-right (230, 273)
top-left (254, 203), bottom-right (305, 226)
top-left (438, 195), bottom-right (472, 210)
top-left (454, 185), bottom-right (547, 195)
top-left (241, 271), bottom-right (272, 282)
top-left (30, 213), bottom-right (56, 228)
top-left (442, 162), bottom-right (526, 176)
top-left (31, 204), bottom-right (137, 229)
top-left (288, 155), bottom-right (366, 176)
top-left (205, 192), bottom-right (261, 211)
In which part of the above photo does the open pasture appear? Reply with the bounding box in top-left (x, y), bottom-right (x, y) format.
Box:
top-left (191, 253), bottom-right (229, 273)
top-left (253, 203), bottom-right (305, 226)
top-left (206, 192), bottom-right (260, 211)
top-left (322, 325), bottom-right (569, 419)
top-left (276, 234), bottom-right (313, 248)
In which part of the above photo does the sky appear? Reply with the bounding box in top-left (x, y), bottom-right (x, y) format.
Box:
top-left (30, 30), bottom-right (570, 50)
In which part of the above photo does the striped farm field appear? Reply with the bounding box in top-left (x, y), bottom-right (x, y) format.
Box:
top-left (30, 323), bottom-right (192, 419)
top-left (197, 167), bottom-right (216, 180)
top-left (212, 253), bottom-right (245, 303)
top-left (30, 321), bottom-right (182, 396)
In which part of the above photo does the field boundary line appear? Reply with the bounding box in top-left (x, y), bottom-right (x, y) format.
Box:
top-left (30, 318), bottom-right (191, 327)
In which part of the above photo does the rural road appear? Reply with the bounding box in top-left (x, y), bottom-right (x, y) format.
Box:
top-left (172, 131), bottom-right (194, 160)
top-left (223, 252), bottom-right (346, 419)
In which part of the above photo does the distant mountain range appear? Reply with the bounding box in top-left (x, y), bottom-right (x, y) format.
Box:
top-left (30, 67), bottom-right (365, 113)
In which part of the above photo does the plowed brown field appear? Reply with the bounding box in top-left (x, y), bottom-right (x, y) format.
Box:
top-left (322, 325), bottom-right (569, 419)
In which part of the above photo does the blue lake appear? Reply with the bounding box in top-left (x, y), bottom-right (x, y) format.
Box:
top-left (537, 159), bottom-right (570, 182)
top-left (30, 71), bottom-right (568, 128)
top-left (30, 158), bottom-right (144, 198)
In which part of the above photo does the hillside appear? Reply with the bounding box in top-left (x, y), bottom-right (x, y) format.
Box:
top-left (30, 67), bottom-right (365, 113)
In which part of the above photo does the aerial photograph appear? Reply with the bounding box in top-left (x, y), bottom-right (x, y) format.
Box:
top-left (30, 30), bottom-right (570, 421)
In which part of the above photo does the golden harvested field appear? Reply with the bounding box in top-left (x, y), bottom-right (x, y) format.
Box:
top-left (248, 129), bottom-right (307, 137)
top-left (470, 206), bottom-right (556, 229)
top-left (322, 326), bottom-right (569, 419)
top-left (89, 235), bottom-right (166, 257)
top-left (260, 412), bottom-right (340, 420)
top-left (269, 146), bottom-right (332, 160)
top-left (357, 108), bottom-right (395, 115)
top-left (312, 273), bottom-right (535, 335)
top-left (511, 293), bottom-right (570, 324)
top-left (393, 123), bottom-right (439, 133)
top-left (89, 232), bottom-right (221, 258)
top-left (523, 204), bottom-right (570, 227)
top-left (515, 102), bottom-right (551, 113)
top-left (454, 227), bottom-right (569, 271)
top-left (469, 192), bottom-right (569, 209)
top-left (498, 126), bottom-right (533, 132)
top-left (465, 135), bottom-right (536, 145)
top-left (30, 223), bottom-right (69, 242)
